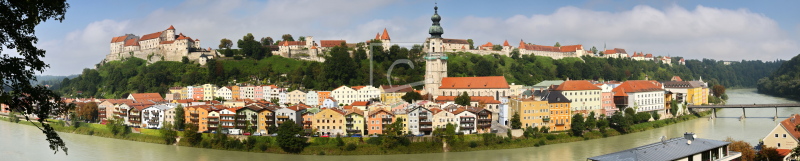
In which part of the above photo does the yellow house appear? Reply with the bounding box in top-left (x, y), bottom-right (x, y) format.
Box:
top-left (517, 98), bottom-right (550, 128)
top-left (379, 85), bottom-right (413, 105)
top-left (314, 108), bottom-right (346, 136)
top-left (256, 106), bottom-right (275, 135)
top-left (344, 107), bottom-right (366, 135)
top-left (394, 113), bottom-right (408, 134)
top-left (763, 114), bottom-right (800, 150)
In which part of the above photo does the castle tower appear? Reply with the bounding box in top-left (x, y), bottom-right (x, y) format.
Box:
top-left (164, 25), bottom-right (176, 41)
top-left (380, 28), bottom-right (391, 49)
top-left (424, 4), bottom-right (447, 99)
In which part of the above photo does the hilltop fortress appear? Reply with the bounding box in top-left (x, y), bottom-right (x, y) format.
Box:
top-left (103, 25), bottom-right (216, 65)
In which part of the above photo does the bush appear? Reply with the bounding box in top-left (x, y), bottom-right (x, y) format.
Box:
top-left (366, 136), bottom-right (383, 145)
top-left (9, 112), bottom-right (20, 123)
top-left (345, 143), bottom-right (357, 151)
top-left (468, 141), bottom-right (478, 148)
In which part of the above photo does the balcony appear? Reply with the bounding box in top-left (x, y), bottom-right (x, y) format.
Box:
top-left (190, 113), bottom-right (199, 117)
top-left (235, 115), bottom-right (247, 119)
top-left (555, 123), bottom-right (566, 126)
top-left (221, 114), bottom-right (235, 117)
top-left (190, 118), bottom-right (199, 122)
top-left (129, 120), bottom-right (141, 123)
top-left (418, 116), bottom-right (428, 120)
top-left (303, 121), bottom-right (312, 125)
top-left (479, 124), bottom-right (491, 128)
top-left (461, 126), bottom-right (474, 129)
top-left (542, 117), bottom-right (551, 122)
top-left (277, 121), bottom-right (285, 125)
top-left (208, 121), bottom-right (219, 124)
top-left (460, 119), bottom-right (474, 123)
top-left (276, 116), bottom-right (289, 119)
top-left (265, 121), bottom-right (275, 125)
top-left (382, 118), bottom-right (392, 121)
top-left (478, 119), bottom-right (492, 122)
top-left (419, 121), bottom-right (432, 125)
top-left (420, 128), bottom-right (433, 131)
top-left (345, 118), bottom-right (353, 121)
top-left (221, 125), bottom-right (235, 128)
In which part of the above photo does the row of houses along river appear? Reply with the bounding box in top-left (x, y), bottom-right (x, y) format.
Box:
top-left (1, 88), bottom-right (795, 161)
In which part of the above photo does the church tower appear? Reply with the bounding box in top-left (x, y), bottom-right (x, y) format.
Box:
top-left (424, 4), bottom-right (447, 99)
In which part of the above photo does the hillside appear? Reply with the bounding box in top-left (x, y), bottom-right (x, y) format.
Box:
top-left (757, 53), bottom-right (800, 98)
top-left (55, 45), bottom-right (784, 99)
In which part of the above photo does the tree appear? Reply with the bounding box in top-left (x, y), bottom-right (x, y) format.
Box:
top-left (670, 100), bottom-right (679, 117)
top-left (791, 144), bottom-right (800, 161)
top-left (510, 49), bottom-right (520, 59)
top-left (585, 111), bottom-right (597, 130)
top-left (712, 85), bottom-right (726, 97)
top-left (76, 102), bottom-right (99, 122)
top-left (510, 112), bottom-right (522, 129)
top-left (652, 111), bottom-right (660, 120)
top-left (277, 120), bottom-right (306, 153)
top-left (181, 56), bottom-right (189, 64)
top-left (9, 111), bottom-right (20, 123)
top-left (571, 113), bottom-right (585, 136)
top-left (755, 146), bottom-right (783, 161)
top-left (467, 39), bottom-right (474, 49)
top-left (298, 36), bottom-right (306, 42)
top-left (590, 46), bottom-right (598, 54)
top-left (492, 45), bottom-right (502, 51)
top-left (160, 122), bottom-right (178, 145)
top-left (554, 42), bottom-right (561, 47)
top-left (270, 98), bottom-right (280, 104)
top-left (455, 92), bottom-right (471, 106)
top-left (0, 0), bottom-right (70, 154)
top-left (219, 38), bottom-right (233, 49)
top-left (724, 137), bottom-right (755, 161)
top-left (260, 37), bottom-right (274, 46)
top-left (401, 91), bottom-right (423, 103)
top-left (183, 123), bottom-right (202, 146)
top-left (281, 34), bottom-right (294, 41)
top-left (174, 104), bottom-right (185, 130)
top-left (382, 118), bottom-right (408, 148)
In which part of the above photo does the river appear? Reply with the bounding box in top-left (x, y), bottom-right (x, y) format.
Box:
top-left (1, 88), bottom-right (796, 161)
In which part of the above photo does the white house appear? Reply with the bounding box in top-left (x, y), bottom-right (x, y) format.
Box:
top-left (332, 86), bottom-right (357, 105)
top-left (305, 91), bottom-right (319, 107)
top-left (353, 86), bottom-right (380, 102)
top-left (239, 85), bottom-right (255, 100)
top-left (141, 104), bottom-right (175, 129)
top-left (287, 90), bottom-right (307, 105)
top-left (278, 92), bottom-right (288, 106)
top-left (322, 97), bottom-right (338, 108)
top-left (215, 86), bottom-right (233, 100)
top-left (612, 80), bottom-right (665, 113)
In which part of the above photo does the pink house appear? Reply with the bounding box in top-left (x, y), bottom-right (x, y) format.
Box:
top-left (254, 86), bottom-right (264, 101)
top-left (193, 87), bottom-right (204, 100)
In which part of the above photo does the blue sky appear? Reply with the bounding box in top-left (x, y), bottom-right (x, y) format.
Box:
top-left (21, 0), bottom-right (800, 75)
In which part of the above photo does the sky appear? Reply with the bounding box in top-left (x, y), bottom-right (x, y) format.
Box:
top-left (12, 0), bottom-right (800, 75)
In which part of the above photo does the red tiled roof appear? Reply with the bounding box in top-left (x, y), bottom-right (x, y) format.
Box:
top-left (559, 45), bottom-right (583, 52)
top-left (671, 76), bottom-right (683, 82)
top-left (167, 25), bottom-right (175, 30)
top-left (351, 86), bottom-right (366, 90)
top-left (480, 42), bottom-right (493, 47)
top-left (124, 38), bottom-right (139, 46)
top-left (310, 45), bottom-right (317, 49)
top-left (612, 80), bottom-right (663, 94)
top-left (644, 54), bottom-right (653, 58)
top-left (435, 96), bottom-right (501, 104)
top-left (604, 49), bottom-right (616, 54)
top-left (380, 28), bottom-right (390, 40)
top-left (351, 101), bottom-right (369, 106)
top-left (519, 42), bottom-right (560, 52)
top-left (440, 76), bottom-right (509, 89)
top-left (780, 114), bottom-right (800, 141)
top-left (129, 93), bottom-right (164, 102)
top-left (320, 40), bottom-right (346, 47)
top-left (281, 41), bottom-right (306, 46)
top-left (140, 31), bottom-right (162, 40)
top-left (287, 104), bottom-right (310, 111)
top-left (503, 40), bottom-right (510, 46)
top-left (554, 80), bottom-right (602, 91)
top-left (374, 33), bottom-right (380, 40)
top-left (111, 36), bottom-right (127, 43)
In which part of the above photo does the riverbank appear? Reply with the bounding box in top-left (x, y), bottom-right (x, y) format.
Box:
top-left (0, 110), bottom-right (711, 155)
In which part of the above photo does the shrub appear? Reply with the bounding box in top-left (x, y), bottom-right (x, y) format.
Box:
top-left (366, 136), bottom-right (383, 145)
top-left (345, 143), bottom-right (357, 151)
top-left (468, 141), bottom-right (478, 148)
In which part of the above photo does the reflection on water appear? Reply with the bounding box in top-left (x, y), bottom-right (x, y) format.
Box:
top-left (1, 88), bottom-right (796, 161)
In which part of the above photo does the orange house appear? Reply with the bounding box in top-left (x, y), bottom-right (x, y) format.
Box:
top-left (231, 86), bottom-right (241, 100)
top-left (317, 91), bottom-right (331, 106)
top-left (186, 105), bottom-right (211, 132)
top-left (367, 108), bottom-right (394, 135)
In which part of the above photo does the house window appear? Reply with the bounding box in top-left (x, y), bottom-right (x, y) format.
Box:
top-left (784, 134), bottom-right (787, 138)
top-left (776, 134), bottom-right (779, 137)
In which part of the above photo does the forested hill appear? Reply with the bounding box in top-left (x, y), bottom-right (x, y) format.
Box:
top-left (758, 53), bottom-right (800, 98)
top-left (54, 45), bottom-right (784, 99)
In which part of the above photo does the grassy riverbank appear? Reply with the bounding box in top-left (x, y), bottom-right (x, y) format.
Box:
top-left (1, 111), bottom-right (710, 155)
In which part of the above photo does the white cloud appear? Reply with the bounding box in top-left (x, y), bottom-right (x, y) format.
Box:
top-left (445, 5), bottom-right (798, 61)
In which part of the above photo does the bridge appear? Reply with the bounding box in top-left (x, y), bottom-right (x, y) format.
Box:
top-left (688, 103), bottom-right (800, 119)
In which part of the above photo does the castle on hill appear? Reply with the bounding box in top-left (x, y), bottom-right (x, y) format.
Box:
top-left (103, 25), bottom-right (216, 65)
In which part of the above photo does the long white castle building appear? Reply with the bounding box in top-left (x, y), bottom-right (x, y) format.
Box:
top-left (105, 25), bottom-right (215, 65)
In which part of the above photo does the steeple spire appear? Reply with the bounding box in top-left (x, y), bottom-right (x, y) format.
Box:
top-left (428, 3), bottom-right (443, 38)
